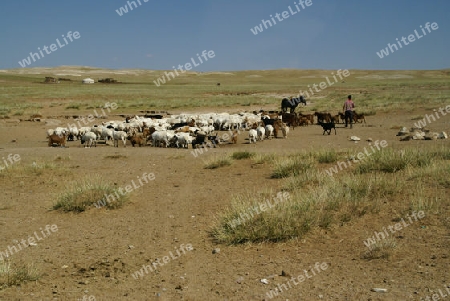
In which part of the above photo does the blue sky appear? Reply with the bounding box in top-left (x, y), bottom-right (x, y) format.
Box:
top-left (1, 0), bottom-right (448, 71)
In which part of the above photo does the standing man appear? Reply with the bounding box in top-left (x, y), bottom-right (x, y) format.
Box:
top-left (343, 95), bottom-right (355, 128)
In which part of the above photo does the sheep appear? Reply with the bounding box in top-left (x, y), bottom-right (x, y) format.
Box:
top-left (256, 126), bottom-right (266, 141)
top-left (248, 129), bottom-right (257, 144)
top-left (81, 132), bottom-right (97, 148)
top-left (281, 122), bottom-right (289, 139)
top-left (48, 133), bottom-right (67, 147)
top-left (112, 131), bottom-right (127, 147)
top-left (265, 124), bottom-right (274, 139)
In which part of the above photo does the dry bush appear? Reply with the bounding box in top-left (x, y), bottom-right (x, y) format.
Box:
top-left (53, 175), bottom-right (128, 212)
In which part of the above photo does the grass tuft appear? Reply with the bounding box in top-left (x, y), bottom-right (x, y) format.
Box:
top-left (314, 148), bottom-right (339, 164)
top-left (271, 155), bottom-right (315, 178)
top-left (203, 155), bottom-right (232, 169)
top-left (362, 238), bottom-right (397, 260)
top-left (231, 151), bottom-right (255, 160)
top-left (0, 260), bottom-right (40, 289)
top-left (53, 175), bottom-right (128, 212)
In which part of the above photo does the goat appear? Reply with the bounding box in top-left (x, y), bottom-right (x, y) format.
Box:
top-left (231, 130), bottom-right (238, 144)
top-left (256, 126), bottom-right (266, 141)
top-left (265, 124), bottom-right (274, 139)
top-left (81, 132), bottom-right (97, 148)
top-left (112, 131), bottom-right (127, 147)
top-left (48, 133), bottom-right (67, 147)
top-left (128, 133), bottom-right (145, 147)
top-left (318, 121), bottom-right (337, 135)
top-left (331, 115), bottom-right (340, 124)
top-left (151, 131), bottom-right (169, 148)
top-left (248, 129), bottom-right (257, 144)
top-left (353, 112), bottom-right (366, 123)
top-left (338, 112), bottom-right (346, 124)
top-left (298, 116), bottom-right (309, 126)
top-left (281, 122), bottom-right (289, 139)
top-left (314, 112), bottom-right (332, 123)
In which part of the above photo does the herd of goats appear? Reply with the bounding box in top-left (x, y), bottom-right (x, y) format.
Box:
top-left (46, 99), bottom-right (367, 148)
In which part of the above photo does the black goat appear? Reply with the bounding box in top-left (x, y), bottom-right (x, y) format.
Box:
top-left (318, 121), bottom-right (336, 135)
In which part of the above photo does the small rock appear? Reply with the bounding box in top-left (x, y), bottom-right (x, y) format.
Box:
top-left (212, 248), bottom-right (220, 254)
top-left (349, 136), bottom-right (360, 141)
top-left (260, 279), bottom-right (269, 284)
top-left (371, 288), bottom-right (388, 293)
top-left (281, 270), bottom-right (290, 277)
top-left (366, 138), bottom-right (373, 142)
top-left (438, 132), bottom-right (448, 139)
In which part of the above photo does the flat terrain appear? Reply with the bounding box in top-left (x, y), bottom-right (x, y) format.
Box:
top-left (0, 68), bottom-right (449, 301)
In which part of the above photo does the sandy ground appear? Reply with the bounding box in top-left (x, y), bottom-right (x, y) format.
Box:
top-left (0, 107), bottom-right (449, 301)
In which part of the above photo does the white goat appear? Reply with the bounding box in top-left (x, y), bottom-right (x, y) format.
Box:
top-left (112, 131), bottom-right (127, 147)
top-left (265, 124), bottom-right (274, 139)
top-left (248, 129), bottom-right (257, 144)
top-left (256, 126), bottom-right (266, 141)
top-left (151, 131), bottom-right (169, 147)
top-left (81, 132), bottom-right (97, 148)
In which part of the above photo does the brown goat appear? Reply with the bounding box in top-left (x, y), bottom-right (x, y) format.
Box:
top-left (273, 119), bottom-right (282, 138)
top-left (298, 116), bottom-right (309, 126)
top-left (129, 133), bottom-right (145, 147)
top-left (353, 112), bottom-right (366, 123)
top-left (281, 113), bottom-right (298, 130)
top-left (331, 114), bottom-right (340, 124)
top-left (48, 133), bottom-right (67, 147)
top-left (314, 112), bottom-right (332, 123)
top-left (231, 130), bottom-right (238, 144)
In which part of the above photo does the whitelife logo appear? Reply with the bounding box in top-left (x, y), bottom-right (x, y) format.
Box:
top-left (0, 154), bottom-right (21, 171)
top-left (18, 31), bottom-right (81, 67)
top-left (131, 243), bottom-right (193, 280)
top-left (115, 0), bottom-right (149, 16)
top-left (153, 50), bottom-right (215, 87)
top-left (250, 0), bottom-right (313, 35)
top-left (0, 224), bottom-right (58, 261)
top-left (376, 22), bottom-right (438, 59)
top-left (363, 211), bottom-right (425, 250)
top-left (413, 104), bottom-right (450, 129)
